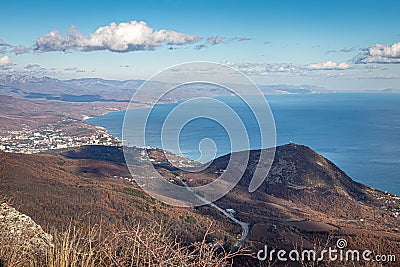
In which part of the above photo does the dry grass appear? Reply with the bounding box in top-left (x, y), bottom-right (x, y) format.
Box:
top-left (0, 220), bottom-right (250, 267)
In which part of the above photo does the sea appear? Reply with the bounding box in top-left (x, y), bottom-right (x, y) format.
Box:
top-left (87, 93), bottom-right (400, 195)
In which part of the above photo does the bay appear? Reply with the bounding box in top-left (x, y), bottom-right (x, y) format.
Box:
top-left (87, 93), bottom-right (400, 195)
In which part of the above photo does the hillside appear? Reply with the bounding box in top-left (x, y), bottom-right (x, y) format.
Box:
top-left (1, 144), bottom-right (399, 266)
top-left (62, 145), bottom-right (400, 259)
top-left (205, 144), bottom-right (400, 253)
top-left (0, 151), bottom-right (239, 246)
top-left (137, 143), bottom-right (400, 264)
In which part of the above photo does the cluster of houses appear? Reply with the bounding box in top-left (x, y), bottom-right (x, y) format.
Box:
top-left (369, 188), bottom-right (400, 219)
top-left (0, 124), bottom-right (121, 154)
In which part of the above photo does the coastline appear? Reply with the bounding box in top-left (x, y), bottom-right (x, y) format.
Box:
top-left (84, 92), bottom-right (400, 196)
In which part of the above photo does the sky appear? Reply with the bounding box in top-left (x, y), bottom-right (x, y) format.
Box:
top-left (1, 0), bottom-right (400, 90)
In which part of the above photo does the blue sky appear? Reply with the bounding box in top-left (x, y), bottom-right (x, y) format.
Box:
top-left (1, 0), bottom-right (400, 90)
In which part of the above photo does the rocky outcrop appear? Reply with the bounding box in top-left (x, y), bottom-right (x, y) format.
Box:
top-left (0, 203), bottom-right (53, 261)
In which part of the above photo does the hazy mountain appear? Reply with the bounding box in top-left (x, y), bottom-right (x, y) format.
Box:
top-left (0, 74), bottom-right (143, 100)
top-left (0, 74), bottom-right (321, 102)
top-left (257, 84), bottom-right (323, 94)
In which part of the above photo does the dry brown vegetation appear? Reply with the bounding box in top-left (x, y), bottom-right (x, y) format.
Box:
top-left (0, 150), bottom-right (248, 266)
top-left (0, 218), bottom-right (251, 267)
top-left (0, 151), bottom-right (240, 244)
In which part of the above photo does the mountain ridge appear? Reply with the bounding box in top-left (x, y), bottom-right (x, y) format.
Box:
top-left (0, 73), bottom-right (319, 100)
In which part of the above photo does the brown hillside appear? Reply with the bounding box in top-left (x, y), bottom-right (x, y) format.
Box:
top-left (0, 151), bottom-right (239, 247)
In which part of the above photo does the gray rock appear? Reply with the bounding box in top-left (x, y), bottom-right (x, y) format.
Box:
top-left (0, 203), bottom-right (53, 259)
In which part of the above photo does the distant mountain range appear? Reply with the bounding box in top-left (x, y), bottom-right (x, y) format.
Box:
top-left (0, 74), bottom-right (143, 101)
top-left (0, 74), bottom-right (323, 103)
top-left (0, 74), bottom-right (144, 90)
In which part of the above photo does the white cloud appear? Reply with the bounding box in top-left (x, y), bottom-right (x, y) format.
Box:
top-left (33, 21), bottom-right (201, 53)
top-left (207, 36), bottom-right (224, 45)
top-left (340, 47), bottom-right (356, 53)
top-left (194, 44), bottom-right (206, 50)
top-left (306, 61), bottom-right (351, 70)
top-left (13, 45), bottom-right (30, 55)
top-left (206, 36), bottom-right (251, 45)
top-left (0, 55), bottom-right (11, 66)
top-left (63, 66), bottom-right (86, 73)
top-left (195, 36), bottom-right (251, 49)
top-left (226, 60), bottom-right (353, 76)
top-left (267, 63), bottom-right (299, 72)
top-left (355, 42), bottom-right (400, 63)
top-left (64, 67), bottom-right (77, 71)
top-left (0, 39), bottom-right (11, 47)
top-left (226, 62), bottom-right (300, 75)
top-left (226, 62), bottom-right (265, 74)
top-left (3, 63), bottom-right (60, 76)
top-left (24, 64), bottom-right (41, 70)
top-left (231, 37), bottom-right (251, 42)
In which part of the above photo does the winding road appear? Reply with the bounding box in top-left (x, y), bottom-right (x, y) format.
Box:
top-left (181, 180), bottom-right (249, 251)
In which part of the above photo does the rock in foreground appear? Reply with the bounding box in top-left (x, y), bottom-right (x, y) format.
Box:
top-left (0, 203), bottom-right (53, 263)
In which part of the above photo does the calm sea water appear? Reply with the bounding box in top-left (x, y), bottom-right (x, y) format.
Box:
top-left (87, 93), bottom-right (400, 195)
